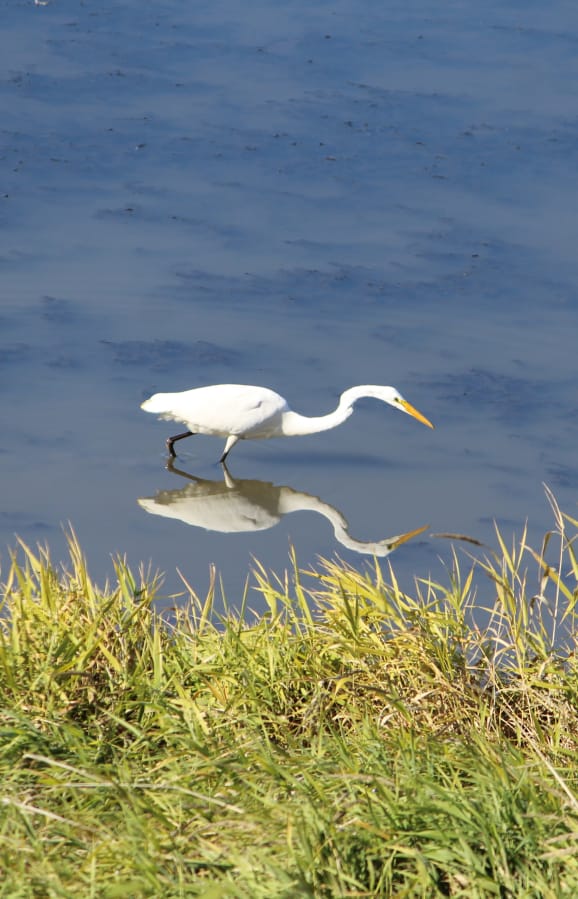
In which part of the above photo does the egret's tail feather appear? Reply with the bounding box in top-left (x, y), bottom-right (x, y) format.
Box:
top-left (141, 393), bottom-right (183, 423)
top-left (141, 393), bottom-right (174, 414)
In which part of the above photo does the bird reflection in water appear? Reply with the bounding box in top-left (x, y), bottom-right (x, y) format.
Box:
top-left (138, 461), bottom-right (427, 558)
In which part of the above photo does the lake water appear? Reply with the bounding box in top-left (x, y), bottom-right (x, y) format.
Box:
top-left (2, 0), bottom-right (578, 613)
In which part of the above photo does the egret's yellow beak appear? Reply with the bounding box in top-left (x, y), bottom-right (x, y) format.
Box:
top-left (400, 400), bottom-right (434, 429)
top-left (391, 524), bottom-right (429, 548)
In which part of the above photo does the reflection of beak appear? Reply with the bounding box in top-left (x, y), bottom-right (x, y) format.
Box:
top-left (400, 400), bottom-right (434, 429)
top-left (391, 524), bottom-right (428, 548)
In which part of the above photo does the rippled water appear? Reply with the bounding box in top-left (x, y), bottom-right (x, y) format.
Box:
top-left (2, 0), bottom-right (578, 611)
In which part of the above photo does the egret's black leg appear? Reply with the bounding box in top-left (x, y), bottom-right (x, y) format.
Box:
top-left (166, 430), bottom-right (194, 457)
top-left (219, 435), bottom-right (239, 464)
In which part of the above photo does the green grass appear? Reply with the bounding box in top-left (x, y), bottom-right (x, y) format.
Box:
top-left (1, 489), bottom-right (578, 897)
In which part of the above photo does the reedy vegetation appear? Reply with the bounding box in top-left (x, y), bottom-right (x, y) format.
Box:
top-left (1, 488), bottom-right (578, 897)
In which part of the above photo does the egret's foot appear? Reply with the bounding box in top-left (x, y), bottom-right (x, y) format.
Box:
top-left (166, 430), bottom-right (194, 457)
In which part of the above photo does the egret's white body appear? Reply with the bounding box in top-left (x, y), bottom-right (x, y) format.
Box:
top-left (140, 383), bottom-right (433, 461)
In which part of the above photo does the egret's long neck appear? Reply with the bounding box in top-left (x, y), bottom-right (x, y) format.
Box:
top-left (281, 387), bottom-right (384, 437)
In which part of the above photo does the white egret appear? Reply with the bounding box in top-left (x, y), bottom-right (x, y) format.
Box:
top-left (140, 383), bottom-right (434, 462)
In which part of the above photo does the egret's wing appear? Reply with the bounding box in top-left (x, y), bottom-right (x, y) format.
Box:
top-left (157, 385), bottom-right (287, 437)
top-left (206, 387), bottom-right (287, 436)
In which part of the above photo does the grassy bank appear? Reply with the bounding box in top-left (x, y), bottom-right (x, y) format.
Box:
top-left (1, 493), bottom-right (578, 897)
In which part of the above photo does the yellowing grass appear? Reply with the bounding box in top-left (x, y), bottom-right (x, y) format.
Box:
top-left (1, 493), bottom-right (578, 897)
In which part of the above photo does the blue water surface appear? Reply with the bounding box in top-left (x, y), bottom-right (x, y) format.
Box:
top-left (2, 0), bottom-right (577, 611)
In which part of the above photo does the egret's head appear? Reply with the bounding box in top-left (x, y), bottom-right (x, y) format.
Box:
top-left (342, 386), bottom-right (435, 428)
top-left (391, 391), bottom-right (434, 429)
